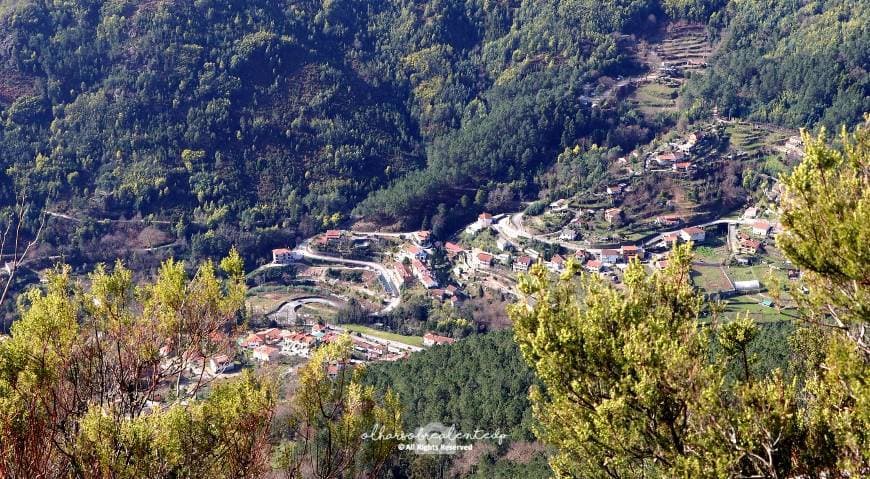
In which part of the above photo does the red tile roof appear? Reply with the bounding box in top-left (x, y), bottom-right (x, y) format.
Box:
top-left (445, 242), bottom-right (465, 254)
top-left (424, 332), bottom-right (456, 345)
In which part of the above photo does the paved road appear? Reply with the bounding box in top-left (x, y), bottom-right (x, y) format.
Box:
top-left (493, 208), bottom-right (759, 254)
top-left (642, 218), bottom-right (752, 247)
top-left (269, 297), bottom-right (339, 324)
top-left (350, 231), bottom-right (406, 239)
top-left (494, 212), bottom-right (584, 251)
top-left (293, 240), bottom-right (401, 315)
top-left (329, 324), bottom-right (424, 352)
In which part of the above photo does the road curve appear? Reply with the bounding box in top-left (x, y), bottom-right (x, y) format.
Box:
top-left (269, 297), bottom-right (339, 324)
top-left (293, 240), bottom-right (401, 315)
top-left (642, 218), bottom-right (753, 247)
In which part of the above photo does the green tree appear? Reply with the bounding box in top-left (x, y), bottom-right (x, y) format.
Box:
top-left (776, 119), bottom-right (870, 473)
top-left (510, 119), bottom-right (870, 477)
top-left (0, 252), bottom-right (275, 477)
top-left (273, 336), bottom-right (402, 478)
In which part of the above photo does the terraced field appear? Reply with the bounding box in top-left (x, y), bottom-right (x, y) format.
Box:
top-left (726, 123), bottom-right (795, 157)
top-left (629, 23), bottom-right (712, 117)
top-left (655, 25), bottom-right (712, 69)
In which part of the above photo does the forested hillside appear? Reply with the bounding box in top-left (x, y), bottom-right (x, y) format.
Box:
top-left (365, 331), bottom-right (536, 440)
top-left (689, 0), bottom-right (869, 128)
top-left (0, 0), bottom-right (865, 263)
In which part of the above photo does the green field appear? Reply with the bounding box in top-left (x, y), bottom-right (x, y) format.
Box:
top-left (342, 324), bottom-right (424, 347)
top-left (691, 265), bottom-right (733, 292)
top-left (724, 295), bottom-right (800, 323)
top-left (726, 123), bottom-right (795, 157)
top-left (632, 82), bottom-right (678, 112)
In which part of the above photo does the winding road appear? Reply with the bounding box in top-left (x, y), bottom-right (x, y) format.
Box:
top-left (293, 239), bottom-right (402, 315)
top-left (269, 297), bottom-right (339, 324)
top-left (278, 211), bottom-right (760, 319)
top-left (642, 218), bottom-right (754, 247)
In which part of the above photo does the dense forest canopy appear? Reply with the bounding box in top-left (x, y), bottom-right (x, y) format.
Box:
top-left (0, 0), bottom-right (866, 262)
top-left (689, 0), bottom-right (869, 128)
top-left (364, 330), bottom-right (537, 440)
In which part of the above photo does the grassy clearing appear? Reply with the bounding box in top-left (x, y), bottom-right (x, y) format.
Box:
top-left (724, 295), bottom-right (799, 323)
top-left (298, 303), bottom-right (336, 320)
top-left (632, 82), bottom-right (679, 115)
top-left (246, 292), bottom-right (297, 315)
top-left (691, 265), bottom-right (733, 292)
top-left (342, 324), bottom-right (424, 347)
top-left (726, 266), bottom-right (758, 282)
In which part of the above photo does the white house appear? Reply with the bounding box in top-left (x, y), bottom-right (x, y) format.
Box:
top-left (477, 213), bottom-right (493, 228)
top-left (513, 255), bottom-right (532, 273)
top-left (679, 227), bottom-right (706, 243)
top-left (751, 220), bottom-right (771, 237)
top-left (559, 229), bottom-right (577, 241)
top-left (546, 254), bottom-right (566, 272)
top-left (272, 248), bottom-right (299, 264)
top-left (252, 345), bottom-right (281, 362)
top-left (471, 250), bottom-right (494, 270)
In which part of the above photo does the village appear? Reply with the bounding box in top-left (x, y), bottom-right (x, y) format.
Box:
top-left (181, 112), bottom-right (807, 398)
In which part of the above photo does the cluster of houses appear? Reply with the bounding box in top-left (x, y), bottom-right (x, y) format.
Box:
top-left (643, 131), bottom-right (710, 175)
top-left (392, 236), bottom-right (471, 307)
top-left (582, 244), bottom-right (646, 273)
top-left (393, 217), bottom-right (501, 293)
top-left (395, 238), bottom-right (439, 289)
top-left (423, 332), bottom-right (456, 347)
top-left (185, 325), bottom-right (456, 380)
top-left (239, 324), bottom-right (413, 364)
top-left (652, 224), bottom-right (706, 249)
top-left (734, 218), bottom-right (775, 260)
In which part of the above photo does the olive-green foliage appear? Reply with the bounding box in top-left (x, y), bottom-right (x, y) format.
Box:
top-left (0, 251), bottom-right (278, 478)
top-left (690, 0), bottom-right (869, 128)
top-left (510, 120), bottom-right (870, 478)
top-left (273, 336), bottom-right (403, 478)
top-left (776, 119), bottom-right (870, 472)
